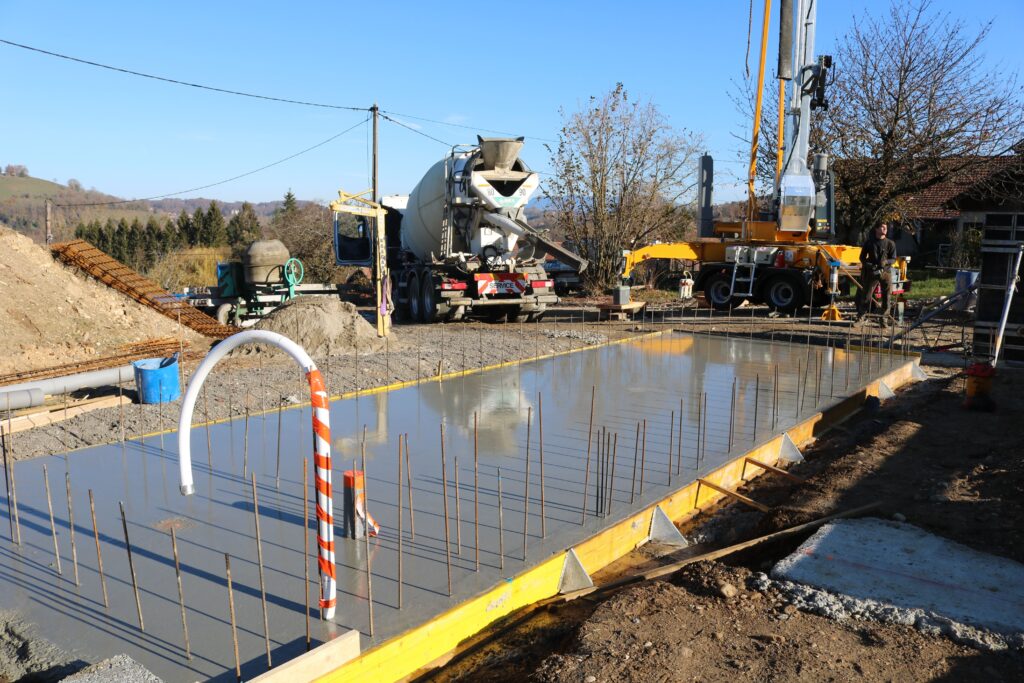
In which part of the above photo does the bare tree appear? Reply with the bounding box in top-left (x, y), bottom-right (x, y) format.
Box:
top-left (545, 84), bottom-right (703, 292)
top-left (821, 0), bottom-right (1023, 240)
top-left (729, 1), bottom-right (1023, 241)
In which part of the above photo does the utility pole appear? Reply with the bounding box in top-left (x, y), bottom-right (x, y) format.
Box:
top-left (371, 103), bottom-right (379, 203)
top-left (45, 200), bottom-right (53, 244)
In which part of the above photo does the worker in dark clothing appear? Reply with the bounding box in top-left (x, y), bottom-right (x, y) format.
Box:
top-left (856, 222), bottom-right (897, 321)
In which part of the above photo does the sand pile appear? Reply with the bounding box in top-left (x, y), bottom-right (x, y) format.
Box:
top-left (0, 225), bottom-right (204, 376)
top-left (253, 296), bottom-right (386, 357)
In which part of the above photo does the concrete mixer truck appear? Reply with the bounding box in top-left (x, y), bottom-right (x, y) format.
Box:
top-left (333, 137), bottom-right (587, 323)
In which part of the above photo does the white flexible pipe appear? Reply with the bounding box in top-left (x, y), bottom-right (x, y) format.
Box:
top-left (176, 330), bottom-right (337, 619)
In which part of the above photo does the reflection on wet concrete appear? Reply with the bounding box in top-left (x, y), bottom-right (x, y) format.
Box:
top-left (0, 333), bottom-right (902, 682)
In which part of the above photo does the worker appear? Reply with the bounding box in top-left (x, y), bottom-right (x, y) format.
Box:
top-left (856, 222), bottom-right (897, 321)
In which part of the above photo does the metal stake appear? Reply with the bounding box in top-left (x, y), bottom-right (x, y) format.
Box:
top-left (538, 393), bottom-right (546, 538)
top-left (630, 421), bottom-right (640, 504)
top-left (580, 386), bottom-right (596, 525)
top-left (676, 400), bottom-right (683, 475)
top-left (243, 391), bottom-right (250, 479)
top-left (275, 398), bottom-right (283, 489)
top-left (64, 472), bottom-right (79, 586)
top-left (397, 436), bottom-right (403, 608)
top-left (360, 439), bottom-right (375, 636)
top-left (473, 413), bottom-right (479, 571)
top-left (87, 490), bottom-right (108, 608)
top-left (728, 378), bottom-right (737, 452)
top-left (667, 410), bottom-right (675, 486)
top-left (43, 465), bottom-right (62, 576)
top-left (454, 456), bottom-right (462, 554)
top-left (497, 467), bottom-right (504, 571)
top-left (251, 474), bottom-right (273, 666)
top-left (303, 458), bottom-right (310, 650)
top-left (170, 528), bottom-right (192, 660)
top-left (753, 374), bottom-right (760, 440)
top-left (607, 432), bottom-right (618, 516)
top-left (522, 407), bottom-right (531, 559)
top-left (639, 419), bottom-right (647, 494)
top-left (439, 424), bottom-right (452, 596)
top-left (120, 501), bottom-right (144, 630)
top-left (404, 434), bottom-right (415, 539)
top-left (225, 554), bottom-right (241, 683)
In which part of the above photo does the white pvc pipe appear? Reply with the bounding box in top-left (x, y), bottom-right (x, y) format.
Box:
top-left (175, 329), bottom-right (337, 619)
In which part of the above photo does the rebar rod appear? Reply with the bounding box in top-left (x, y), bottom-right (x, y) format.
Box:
top-left (43, 465), bottom-right (62, 576)
top-left (170, 528), bottom-right (191, 660)
top-left (87, 490), bottom-right (108, 608)
top-left (250, 474), bottom-right (272, 666)
top-left (580, 386), bottom-right (596, 525)
top-left (119, 501), bottom-right (144, 630)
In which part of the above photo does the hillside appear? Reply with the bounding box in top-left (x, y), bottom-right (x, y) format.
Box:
top-left (0, 174), bottom-right (287, 244)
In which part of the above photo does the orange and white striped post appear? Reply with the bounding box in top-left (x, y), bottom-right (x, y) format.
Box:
top-left (176, 330), bottom-right (339, 619)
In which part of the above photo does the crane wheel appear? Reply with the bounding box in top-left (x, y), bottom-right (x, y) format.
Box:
top-left (703, 272), bottom-right (734, 311)
top-left (764, 275), bottom-right (805, 314)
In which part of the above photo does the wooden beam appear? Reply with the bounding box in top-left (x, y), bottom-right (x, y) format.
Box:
top-left (744, 457), bottom-right (806, 483)
top-left (696, 478), bottom-right (770, 513)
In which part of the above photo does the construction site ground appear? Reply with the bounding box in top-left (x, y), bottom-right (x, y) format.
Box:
top-left (3, 297), bottom-right (1020, 682)
top-left (420, 309), bottom-right (1024, 683)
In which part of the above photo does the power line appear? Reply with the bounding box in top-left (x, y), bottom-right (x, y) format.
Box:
top-left (55, 116), bottom-right (369, 208)
top-left (379, 113), bottom-right (454, 147)
top-left (0, 38), bottom-right (369, 112)
top-left (379, 108), bottom-right (557, 144)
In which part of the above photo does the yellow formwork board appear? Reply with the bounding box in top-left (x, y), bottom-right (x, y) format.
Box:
top-left (318, 553), bottom-right (566, 683)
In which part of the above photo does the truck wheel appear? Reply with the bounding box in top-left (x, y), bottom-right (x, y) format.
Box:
top-left (216, 303), bottom-right (235, 325)
top-left (407, 272), bottom-right (422, 322)
top-left (703, 272), bottom-right (734, 311)
top-left (764, 275), bottom-right (805, 314)
top-left (419, 271), bottom-right (450, 323)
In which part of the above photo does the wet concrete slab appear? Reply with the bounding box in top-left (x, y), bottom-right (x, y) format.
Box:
top-left (0, 332), bottom-right (905, 681)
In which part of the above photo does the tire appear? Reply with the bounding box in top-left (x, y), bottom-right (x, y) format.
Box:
top-left (420, 270), bottom-right (438, 323)
top-left (703, 271), bottom-right (734, 311)
top-left (763, 275), bottom-right (805, 314)
top-left (407, 271), bottom-right (422, 323)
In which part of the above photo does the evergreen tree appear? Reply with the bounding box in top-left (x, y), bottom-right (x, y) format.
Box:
top-left (227, 202), bottom-right (262, 247)
top-left (177, 209), bottom-right (196, 246)
top-left (192, 207), bottom-right (207, 246)
top-left (203, 201), bottom-right (227, 246)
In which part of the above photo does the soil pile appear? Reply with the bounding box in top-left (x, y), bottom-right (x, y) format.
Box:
top-left (253, 296), bottom-right (386, 357)
top-left (0, 225), bottom-right (204, 376)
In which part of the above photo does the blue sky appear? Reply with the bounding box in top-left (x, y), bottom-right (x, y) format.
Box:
top-left (3, 0), bottom-right (1022, 205)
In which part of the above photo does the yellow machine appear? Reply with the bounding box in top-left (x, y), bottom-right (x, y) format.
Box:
top-left (622, 0), bottom-right (908, 317)
top-left (330, 189), bottom-right (392, 337)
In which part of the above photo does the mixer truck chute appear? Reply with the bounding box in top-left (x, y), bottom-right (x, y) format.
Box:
top-left (334, 136), bottom-right (587, 323)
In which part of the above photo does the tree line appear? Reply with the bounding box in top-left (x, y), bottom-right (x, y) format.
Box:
top-left (73, 200), bottom-right (262, 272)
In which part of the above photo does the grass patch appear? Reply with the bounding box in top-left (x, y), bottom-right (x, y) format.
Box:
top-left (905, 270), bottom-right (956, 300)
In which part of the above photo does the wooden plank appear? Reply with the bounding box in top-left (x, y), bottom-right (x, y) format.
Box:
top-left (5, 395), bottom-right (130, 435)
top-left (744, 457), bottom-right (807, 483)
top-left (251, 629), bottom-right (360, 682)
top-left (696, 478), bottom-right (770, 513)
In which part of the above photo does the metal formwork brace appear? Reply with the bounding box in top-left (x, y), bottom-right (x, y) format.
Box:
top-left (648, 506), bottom-right (689, 547)
top-left (557, 549), bottom-right (594, 594)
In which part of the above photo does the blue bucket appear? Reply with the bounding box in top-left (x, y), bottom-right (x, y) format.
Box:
top-left (133, 354), bottom-right (182, 404)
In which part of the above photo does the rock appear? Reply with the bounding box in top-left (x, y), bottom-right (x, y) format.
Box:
top-left (892, 512), bottom-right (907, 522)
top-left (783, 604), bottom-right (797, 615)
top-left (585, 676), bottom-right (597, 683)
top-left (718, 581), bottom-right (739, 599)
top-left (643, 641), bottom-right (653, 649)
top-left (681, 647), bottom-right (693, 658)
top-left (712, 632), bottom-right (724, 641)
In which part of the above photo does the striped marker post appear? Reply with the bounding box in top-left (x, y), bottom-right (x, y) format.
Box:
top-left (176, 330), bottom-right (338, 620)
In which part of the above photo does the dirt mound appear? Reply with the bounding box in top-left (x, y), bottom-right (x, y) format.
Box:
top-left (253, 296), bottom-right (385, 357)
top-left (0, 225), bottom-right (204, 376)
